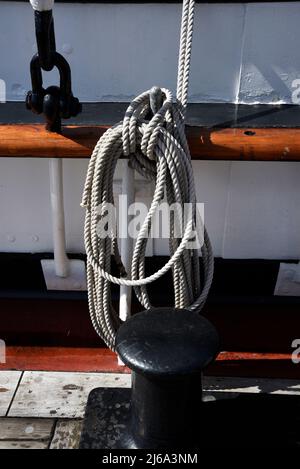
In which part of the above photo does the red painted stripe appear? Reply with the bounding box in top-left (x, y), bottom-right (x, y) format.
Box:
top-left (0, 346), bottom-right (130, 373)
top-left (0, 347), bottom-right (297, 378)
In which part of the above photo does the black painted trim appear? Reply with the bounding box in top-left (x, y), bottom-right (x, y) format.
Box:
top-left (1, 252), bottom-right (299, 349)
top-left (2, 102), bottom-right (300, 128)
top-left (0, 252), bottom-right (299, 303)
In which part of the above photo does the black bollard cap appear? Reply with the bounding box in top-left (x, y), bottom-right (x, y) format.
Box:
top-left (116, 308), bottom-right (219, 378)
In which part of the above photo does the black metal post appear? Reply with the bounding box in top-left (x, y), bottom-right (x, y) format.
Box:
top-left (80, 307), bottom-right (219, 449)
top-left (116, 308), bottom-right (219, 449)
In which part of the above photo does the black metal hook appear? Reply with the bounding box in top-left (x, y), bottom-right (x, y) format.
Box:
top-left (26, 8), bottom-right (81, 132)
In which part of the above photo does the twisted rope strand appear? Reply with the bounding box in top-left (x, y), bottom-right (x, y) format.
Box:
top-left (81, 0), bottom-right (214, 350)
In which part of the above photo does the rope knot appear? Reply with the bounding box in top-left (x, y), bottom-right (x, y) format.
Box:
top-left (122, 87), bottom-right (173, 160)
top-left (81, 0), bottom-right (214, 350)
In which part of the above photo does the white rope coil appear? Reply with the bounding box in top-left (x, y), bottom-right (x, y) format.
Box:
top-left (81, 0), bottom-right (214, 350)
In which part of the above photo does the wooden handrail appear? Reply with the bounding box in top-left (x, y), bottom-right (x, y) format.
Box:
top-left (0, 124), bottom-right (300, 161)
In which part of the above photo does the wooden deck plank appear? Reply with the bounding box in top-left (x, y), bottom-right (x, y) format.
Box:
top-left (1, 124), bottom-right (300, 161)
top-left (0, 418), bottom-right (54, 440)
top-left (0, 440), bottom-right (48, 449)
top-left (0, 371), bottom-right (22, 417)
top-left (9, 371), bottom-right (131, 418)
top-left (8, 370), bottom-right (300, 419)
top-left (50, 420), bottom-right (83, 449)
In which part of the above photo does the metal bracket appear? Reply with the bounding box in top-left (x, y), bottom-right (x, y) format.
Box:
top-left (41, 258), bottom-right (86, 291)
top-left (26, 7), bottom-right (81, 132)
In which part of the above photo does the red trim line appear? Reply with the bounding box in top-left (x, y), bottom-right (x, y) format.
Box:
top-left (0, 347), bottom-right (297, 378)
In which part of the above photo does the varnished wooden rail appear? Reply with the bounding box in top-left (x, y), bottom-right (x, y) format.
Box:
top-left (0, 124), bottom-right (300, 161)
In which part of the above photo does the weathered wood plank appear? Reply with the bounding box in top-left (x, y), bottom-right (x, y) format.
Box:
top-left (0, 371), bottom-right (22, 417)
top-left (0, 418), bottom-right (54, 440)
top-left (9, 370), bottom-right (300, 419)
top-left (9, 371), bottom-right (131, 418)
top-left (0, 440), bottom-right (48, 449)
top-left (50, 419), bottom-right (83, 449)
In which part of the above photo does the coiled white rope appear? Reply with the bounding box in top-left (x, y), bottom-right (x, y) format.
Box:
top-left (81, 0), bottom-right (214, 350)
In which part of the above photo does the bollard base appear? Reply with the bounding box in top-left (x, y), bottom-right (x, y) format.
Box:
top-left (79, 388), bottom-right (131, 449)
top-left (79, 387), bottom-right (300, 449)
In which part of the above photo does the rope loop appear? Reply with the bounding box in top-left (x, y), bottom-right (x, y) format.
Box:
top-left (82, 0), bottom-right (214, 350)
top-left (122, 86), bottom-right (173, 160)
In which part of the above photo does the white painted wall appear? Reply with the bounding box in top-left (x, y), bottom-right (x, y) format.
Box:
top-left (0, 2), bottom-right (300, 259)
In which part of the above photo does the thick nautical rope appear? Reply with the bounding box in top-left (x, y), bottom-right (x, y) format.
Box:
top-left (81, 0), bottom-right (214, 350)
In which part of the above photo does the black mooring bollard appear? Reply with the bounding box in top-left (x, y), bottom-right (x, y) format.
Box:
top-left (79, 307), bottom-right (219, 449)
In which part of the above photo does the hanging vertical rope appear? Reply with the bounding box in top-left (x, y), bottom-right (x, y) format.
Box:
top-left (81, 0), bottom-right (214, 350)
